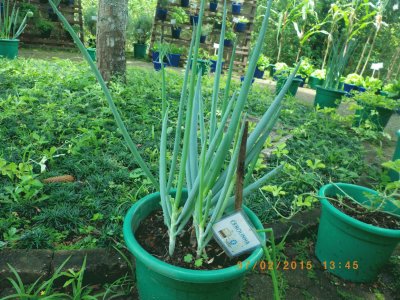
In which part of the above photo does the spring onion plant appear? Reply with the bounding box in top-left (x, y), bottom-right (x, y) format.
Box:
top-left (0, 0), bottom-right (33, 40)
top-left (49, 0), bottom-right (300, 257)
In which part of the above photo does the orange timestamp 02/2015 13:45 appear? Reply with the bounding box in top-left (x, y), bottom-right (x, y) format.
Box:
top-left (237, 260), bottom-right (359, 271)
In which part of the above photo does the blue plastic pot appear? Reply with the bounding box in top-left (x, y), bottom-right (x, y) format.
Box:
top-left (153, 61), bottom-right (167, 71)
top-left (156, 8), bottom-right (168, 21)
top-left (210, 2), bottom-right (218, 11)
top-left (224, 39), bottom-right (233, 47)
top-left (235, 22), bottom-right (247, 32)
top-left (152, 51), bottom-right (160, 62)
top-left (241, 76), bottom-right (255, 84)
top-left (210, 59), bottom-right (224, 73)
top-left (181, 0), bottom-right (189, 7)
top-left (232, 3), bottom-right (242, 15)
top-left (190, 15), bottom-right (199, 25)
top-left (200, 35), bottom-right (207, 43)
top-left (358, 86), bottom-right (366, 92)
top-left (167, 53), bottom-right (181, 67)
top-left (344, 83), bottom-right (357, 93)
top-left (254, 67), bottom-right (264, 79)
top-left (171, 27), bottom-right (181, 39)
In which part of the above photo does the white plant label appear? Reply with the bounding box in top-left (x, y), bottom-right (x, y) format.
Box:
top-left (91, 16), bottom-right (97, 21)
top-left (170, 19), bottom-right (176, 25)
top-left (212, 210), bottom-right (262, 257)
top-left (213, 43), bottom-right (220, 49)
top-left (371, 62), bottom-right (383, 70)
top-left (233, 17), bottom-right (239, 23)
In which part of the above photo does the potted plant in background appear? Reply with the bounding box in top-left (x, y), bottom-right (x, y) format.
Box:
top-left (190, 47), bottom-right (210, 75)
top-left (344, 73), bottom-right (365, 94)
top-left (315, 182), bottom-right (400, 283)
top-left (275, 74), bottom-right (303, 97)
top-left (156, 0), bottom-right (169, 21)
top-left (364, 76), bottom-right (382, 93)
top-left (37, 19), bottom-right (54, 38)
top-left (254, 54), bottom-right (269, 79)
top-left (209, 54), bottom-right (224, 73)
top-left (383, 80), bottom-right (400, 100)
top-left (308, 69), bottom-right (325, 90)
top-left (170, 7), bottom-right (188, 39)
top-left (166, 43), bottom-right (185, 67)
top-left (213, 12), bottom-right (223, 29)
top-left (200, 23), bottom-right (212, 43)
top-left (351, 91), bottom-right (399, 130)
top-left (234, 16), bottom-right (248, 32)
top-left (232, 0), bottom-right (243, 15)
top-left (273, 62), bottom-right (289, 80)
top-left (224, 28), bottom-right (236, 47)
top-left (133, 15), bottom-right (153, 59)
top-left (210, 0), bottom-right (218, 12)
top-left (314, 35), bottom-right (354, 108)
top-left (49, 0), bottom-right (292, 298)
top-left (0, 0), bottom-right (33, 59)
top-left (295, 57), bottom-right (314, 87)
top-left (189, 1), bottom-right (199, 25)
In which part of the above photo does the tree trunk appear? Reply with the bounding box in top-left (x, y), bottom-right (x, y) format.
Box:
top-left (387, 48), bottom-right (400, 81)
top-left (96, 0), bottom-right (128, 82)
top-left (355, 32), bottom-right (372, 74)
top-left (360, 28), bottom-right (379, 77)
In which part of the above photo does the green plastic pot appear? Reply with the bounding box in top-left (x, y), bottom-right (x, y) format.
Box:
top-left (275, 77), bottom-right (303, 97)
top-left (0, 39), bottom-right (19, 59)
top-left (308, 76), bottom-right (324, 90)
top-left (123, 190), bottom-right (266, 300)
top-left (389, 130), bottom-right (400, 181)
top-left (315, 183), bottom-right (400, 283)
top-left (314, 86), bottom-right (347, 108)
top-left (353, 105), bottom-right (393, 130)
top-left (134, 43), bottom-right (148, 59)
top-left (87, 48), bottom-right (96, 61)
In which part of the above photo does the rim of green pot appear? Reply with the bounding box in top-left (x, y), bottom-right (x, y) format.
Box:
top-left (319, 183), bottom-right (400, 238)
top-left (316, 85), bottom-right (347, 95)
top-left (0, 38), bottom-right (19, 42)
top-left (123, 191), bottom-right (266, 283)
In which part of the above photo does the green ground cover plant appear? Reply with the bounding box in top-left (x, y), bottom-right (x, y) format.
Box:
top-left (0, 58), bottom-right (385, 251)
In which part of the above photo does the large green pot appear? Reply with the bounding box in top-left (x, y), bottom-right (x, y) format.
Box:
top-left (308, 76), bottom-right (324, 90)
top-left (315, 183), bottom-right (400, 283)
top-left (314, 86), bottom-right (347, 108)
top-left (353, 105), bottom-right (393, 130)
top-left (0, 39), bottom-right (19, 59)
top-left (134, 43), bottom-right (148, 59)
top-left (276, 77), bottom-right (303, 97)
top-left (123, 191), bottom-right (266, 300)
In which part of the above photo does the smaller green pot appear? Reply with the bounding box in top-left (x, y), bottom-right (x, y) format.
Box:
top-left (353, 105), bottom-right (393, 130)
top-left (134, 43), bottom-right (148, 59)
top-left (275, 77), bottom-right (302, 96)
top-left (316, 183), bottom-right (400, 282)
top-left (0, 39), bottom-right (19, 59)
top-left (87, 48), bottom-right (96, 61)
top-left (308, 76), bottom-right (324, 90)
top-left (314, 86), bottom-right (347, 109)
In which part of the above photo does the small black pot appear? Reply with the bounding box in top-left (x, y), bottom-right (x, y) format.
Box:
top-left (190, 15), bottom-right (199, 25)
top-left (200, 35), bottom-right (207, 43)
top-left (156, 8), bottom-right (168, 21)
top-left (210, 2), bottom-right (218, 11)
top-left (224, 39), bottom-right (233, 47)
top-left (235, 22), bottom-right (247, 32)
top-left (171, 27), bottom-right (182, 39)
top-left (181, 0), bottom-right (189, 7)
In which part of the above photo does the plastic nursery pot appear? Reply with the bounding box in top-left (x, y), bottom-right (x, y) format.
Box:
top-left (343, 83), bottom-right (358, 96)
top-left (314, 86), bottom-right (347, 109)
top-left (315, 183), bottom-right (400, 283)
top-left (134, 43), bottom-right (147, 59)
top-left (295, 75), bottom-right (306, 87)
top-left (210, 2), bottom-right (218, 11)
top-left (308, 76), bottom-right (324, 90)
top-left (181, 0), bottom-right (189, 7)
top-left (241, 76), bottom-right (254, 84)
top-left (235, 22), bottom-right (247, 32)
top-left (152, 51), bottom-right (160, 62)
top-left (389, 130), bottom-right (400, 181)
top-left (232, 3), bottom-right (242, 15)
top-left (48, 8), bottom-right (58, 21)
top-left (153, 61), bottom-right (167, 71)
top-left (86, 48), bottom-right (96, 61)
top-left (171, 27), bottom-right (182, 39)
top-left (253, 67), bottom-right (264, 79)
top-left (156, 8), bottom-right (168, 21)
top-left (357, 86), bottom-right (366, 92)
top-left (200, 35), bottom-right (207, 43)
top-left (269, 64), bottom-right (275, 77)
top-left (275, 77), bottom-right (302, 97)
top-left (353, 105), bottom-right (393, 130)
top-left (190, 15), bottom-right (199, 25)
top-left (0, 39), bottom-right (19, 59)
top-left (210, 59), bottom-right (224, 73)
top-left (123, 191), bottom-right (266, 300)
top-left (167, 53), bottom-right (181, 67)
top-left (224, 39), bottom-right (233, 47)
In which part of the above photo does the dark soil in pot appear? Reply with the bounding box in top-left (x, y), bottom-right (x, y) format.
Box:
top-left (330, 197), bottom-right (400, 230)
top-left (135, 210), bottom-right (248, 270)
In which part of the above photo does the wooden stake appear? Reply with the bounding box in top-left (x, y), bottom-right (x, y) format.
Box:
top-left (235, 121), bottom-right (248, 211)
